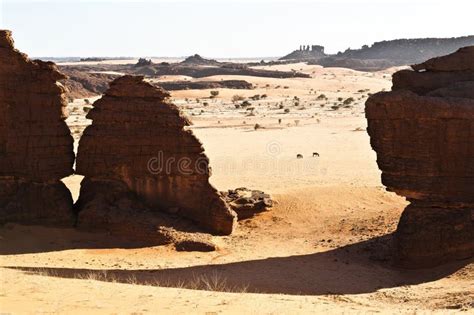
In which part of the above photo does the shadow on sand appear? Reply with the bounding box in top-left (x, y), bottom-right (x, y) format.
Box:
top-left (2, 231), bottom-right (472, 296)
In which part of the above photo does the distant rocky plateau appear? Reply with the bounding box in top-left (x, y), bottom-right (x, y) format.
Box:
top-left (282, 36), bottom-right (474, 71)
top-left (59, 54), bottom-right (306, 99)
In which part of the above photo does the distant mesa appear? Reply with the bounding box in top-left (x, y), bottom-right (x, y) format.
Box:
top-left (279, 44), bottom-right (326, 61)
top-left (283, 36), bottom-right (474, 71)
top-left (79, 57), bottom-right (106, 62)
top-left (180, 54), bottom-right (220, 66)
top-left (336, 36), bottom-right (474, 65)
top-left (157, 79), bottom-right (253, 91)
top-left (135, 57), bottom-right (153, 67)
top-left (365, 46), bottom-right (474, 268)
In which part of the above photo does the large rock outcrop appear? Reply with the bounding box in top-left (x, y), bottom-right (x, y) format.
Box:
top-left (75, 76), bottom-right (237, 239)
top-left (0, 30), bottom-right (75, 225)
top-left (366, 46), bottom-right (474, 268)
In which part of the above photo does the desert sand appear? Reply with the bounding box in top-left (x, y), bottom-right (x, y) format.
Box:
top-left (1, 63), bottom-right (472, 314)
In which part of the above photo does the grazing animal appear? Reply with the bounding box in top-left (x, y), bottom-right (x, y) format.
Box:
top-left (296, 154), bottom-right (303, 159)
top-left (313, 152), bottom-right (320, 157)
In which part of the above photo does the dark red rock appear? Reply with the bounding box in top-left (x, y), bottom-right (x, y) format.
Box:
top-left (366, 46), bottom-right (474, 268)
top-left (412, 46), bottom-right (474, 72)
top-left (395, 205), bottom-right (473, 268)
top-left (76, 75), bottom-right (237, 237)
top-left (0, 30), bottom-right (75, 226)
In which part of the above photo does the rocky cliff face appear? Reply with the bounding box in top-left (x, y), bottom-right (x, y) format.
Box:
top-left (308, 36), bottom-right (474, 71)
top-left (0, 30), bottom-right (75, 225)
top-left (365, 47), bottom-right (474, 268)
top-left (76, 76), bottom-right (237, 238)
top-left (340, 36), bottom-right (474, 65)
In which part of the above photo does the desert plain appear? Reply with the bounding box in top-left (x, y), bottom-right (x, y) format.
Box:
top-left (1, 61), bottom-right (473, 314)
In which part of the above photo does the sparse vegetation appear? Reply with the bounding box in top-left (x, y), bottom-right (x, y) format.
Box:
top-left (343, 97), bottom-right (355, 105)
top-left (241, 100), bottom-right (251, 107)
top-left (232, 94), bottom-right (245, 103)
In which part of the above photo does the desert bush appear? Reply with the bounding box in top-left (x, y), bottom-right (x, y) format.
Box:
top-left (203, 102), bottom-right (209, 107)
top-left (241, 100), bottom-right (251, 107)
top-left (343, 97), bottom-right (354, 105)
top-left (210, 90), bottom-right (219, 98)
top-left (232, 94), bottom-right (245, 103)
top-left (84, 99), bottom-right (90, 105)
top-left (284, 108), bottom-right (290, 113)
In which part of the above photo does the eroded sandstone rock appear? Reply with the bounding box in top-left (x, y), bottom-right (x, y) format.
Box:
top-left (366, 46), bottom-right (474, 268)
top-left (76, 75), bottom-right (237, 239)
top-left (0, 30), bottom-right (75, 226)
top-left (222, 187), bottom-right (273, 220)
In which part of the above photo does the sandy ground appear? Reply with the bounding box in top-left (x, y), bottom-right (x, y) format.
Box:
top-left (1, 64), bottom-right (473, 314)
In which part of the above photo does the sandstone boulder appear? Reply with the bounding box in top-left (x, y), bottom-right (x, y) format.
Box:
top-left (222, 187), bottom-right (273, 220)
top-left (76, 75), bottom-right (237, 239)
top-left (366, 46), bottom-right (474, 268)
top-left (0, 30), bottom-right (75, 226)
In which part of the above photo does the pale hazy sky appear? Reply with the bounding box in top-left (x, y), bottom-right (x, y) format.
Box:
top-left (1, 0), bottom-right (473, 58)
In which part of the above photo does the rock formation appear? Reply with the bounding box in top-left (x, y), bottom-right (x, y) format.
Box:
top-left (60, 68), bottom-right (119, 100)
top-left (0, 30), bottom-right (75, 225)
top-left (338, 36), bottom-right (474, 66)
top-left (222, 188), bottom-right (273, 220)
top-left (180, 54), bottom-right (220, 66)
top-left (76, 75), bottom-right (237, 238)
top-left (279, 44), bottom-right (326, 61)
top-left (135, 58), bottom-right (153, 67)
top-left (365, 46), bottom-right (474, 268)
top-left (305, 36), bottom-right (474, 71)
